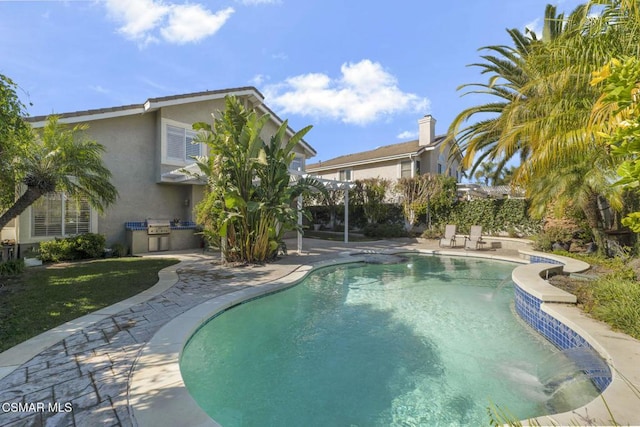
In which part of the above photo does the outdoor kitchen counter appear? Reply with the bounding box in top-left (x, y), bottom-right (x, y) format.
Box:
top-left (125, 221), bottom-right (201, 255)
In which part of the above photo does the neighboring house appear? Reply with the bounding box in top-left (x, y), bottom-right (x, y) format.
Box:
top-left (1, 87), bottom-right (316, 255)
top-left (456, 184), bottom-right (526, 200)
top-left (306, 115), bottom-right (462, 184)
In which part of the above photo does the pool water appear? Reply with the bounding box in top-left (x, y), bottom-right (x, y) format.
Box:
top-left (180, 255), bottom-right (600, 426)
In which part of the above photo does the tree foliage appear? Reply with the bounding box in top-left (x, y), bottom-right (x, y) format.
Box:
top-left (591, 56), bottom-right (640, 231)
top-left (0, 116), bottom-right (118, 231)
top-left (396, 174), bottom-right (446, 230)
top-left (447, 1), bottom-right (640, 253)
top-left (0, 74), bottom-right (31, 209)
top-left (359, 178), bottom-right (390, 224)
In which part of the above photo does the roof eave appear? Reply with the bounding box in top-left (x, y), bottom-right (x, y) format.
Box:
top-left (307, 149), bottom-right (424, 172)
top-left (26, 87), bottom-right (265, 128)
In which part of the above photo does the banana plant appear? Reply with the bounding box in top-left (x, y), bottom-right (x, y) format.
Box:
top-left (193, 96), bottom-right (325, 263)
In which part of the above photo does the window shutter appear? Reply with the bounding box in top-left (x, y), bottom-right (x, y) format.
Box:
top-left (185, 130), bottom-right (200, 161)
top-left (65, 197), bottom-right (91, 234)
top-left (32, 194), bottom-right (63, 236)
top-left (166, 125), bottom-right (186, 161)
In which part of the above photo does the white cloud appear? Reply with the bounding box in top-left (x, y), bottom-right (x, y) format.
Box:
top-left (250, 74), bottom-right (268, 86)
top-left (89, 85), bottom-right (110, 94)
top-left (397, 130), bottom-right (418, 140)
top-left (264, 60), bottom-right (429, 125)
top-left (161, 5), bottom-right (234, 44)
top-left (237, 0), bottom-right (281, 5)
top-left (104, 0), bottom-right (233, 46)
top-left (105, 0), bottom-right (168, 45)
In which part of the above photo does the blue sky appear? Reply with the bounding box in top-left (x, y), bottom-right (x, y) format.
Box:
top-left (1, 0), bottom-right (583, 164)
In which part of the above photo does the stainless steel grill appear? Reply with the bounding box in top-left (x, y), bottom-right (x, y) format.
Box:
top-left (147, 219), bottom-right (170, 251)
top-left (147, 219), bottom-right (171, 235)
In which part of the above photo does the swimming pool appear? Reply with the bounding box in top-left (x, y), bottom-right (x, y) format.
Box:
top-left (180, 255), bottom-right (600, 426)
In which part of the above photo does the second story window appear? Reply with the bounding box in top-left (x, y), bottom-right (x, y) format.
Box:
top-left (290, 157), bottom-right (304, 172)
top-left (166, 124), bottom-right (201, 164)
top-left (339, 169), bottom-right (352, 181)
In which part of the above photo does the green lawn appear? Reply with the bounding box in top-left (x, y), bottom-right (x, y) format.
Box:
top-left (0, 257), bottom-right (180, 352)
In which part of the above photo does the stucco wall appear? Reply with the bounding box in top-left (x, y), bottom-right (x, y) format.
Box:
top-left (312, 159), bottom-right (407, 182)
top-left (81, 113), bottom-right (193, 246)
top-left (13, 95), bottom-right (311, 249)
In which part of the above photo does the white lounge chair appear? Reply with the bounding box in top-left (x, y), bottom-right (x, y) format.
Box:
top-left (439, 224), bottom-right (458, 248)
top-left (464, 225), bottom-right (484, 250)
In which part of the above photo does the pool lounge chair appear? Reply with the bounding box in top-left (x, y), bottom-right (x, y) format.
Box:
top-left (464, 225), bottom-right (484, 250)
top-left (439, 224), bottom-right (458, 248)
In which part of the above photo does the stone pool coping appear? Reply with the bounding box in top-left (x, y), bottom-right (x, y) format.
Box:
top-left (127, 247), bottom-right (640, 427)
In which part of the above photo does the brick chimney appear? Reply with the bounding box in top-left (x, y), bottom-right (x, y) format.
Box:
top-left (418, 115), bottom-right (436, 146)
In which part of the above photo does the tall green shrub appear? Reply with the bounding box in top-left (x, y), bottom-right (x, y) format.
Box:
top-left (193, 96), bottom-right (325, 263)
top-left (360, 178), bottom-right (390, 224)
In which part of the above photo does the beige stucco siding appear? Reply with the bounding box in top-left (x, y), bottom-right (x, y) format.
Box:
top-left (12, 92), bottom-right (313, 249)
top-left (79, 113), bottom-right (195, 245)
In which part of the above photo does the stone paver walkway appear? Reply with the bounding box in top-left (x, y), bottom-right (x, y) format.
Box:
top-left (0, 238), bottom-right (439, 427)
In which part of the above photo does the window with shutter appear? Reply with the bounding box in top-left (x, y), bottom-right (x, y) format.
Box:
top-left (65, 197), bottom-right (91, 234)
top-left (185, 130), bottom-right (200, 159)
top-left (165, 123), bottom-right (202, 163)
top-left (32, 193), bottom-right (91, 237)
top-left (32, 194), bottom-right (63, 237)
top-left (166, 125), bottom-right (186, 161)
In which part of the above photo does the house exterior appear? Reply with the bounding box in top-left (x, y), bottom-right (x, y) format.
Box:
top-left (1, 87), bottom-right (316, 255)
top-left (456, 183), bottom-right (526, 200)
top-left (306, 115), bottom-right (462, 184)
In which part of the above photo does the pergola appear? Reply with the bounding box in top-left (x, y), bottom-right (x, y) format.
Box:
top-left (290, 171), bottom-right (356, 253)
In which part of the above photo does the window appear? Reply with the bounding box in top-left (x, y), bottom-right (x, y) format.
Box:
top-left (290, 157), bottom-right (304, 172)
top-left (415, 160), bottom-right (421, 176)
top-left (400, 161), bottom-right (412, 178)
top-left (166, 124), bottom-right (201, 163)
top-left (32, 193), bottom-right (91, 237)
top-left (339, 169), bottom-right (352, 181)
top-left (437, 163), bottom-right (443, 174)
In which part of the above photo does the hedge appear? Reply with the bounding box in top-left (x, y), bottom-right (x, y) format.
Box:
top-left (443, 199), bottom-right (542, 236)
top-left (38, 233), bottom-right (106, 263)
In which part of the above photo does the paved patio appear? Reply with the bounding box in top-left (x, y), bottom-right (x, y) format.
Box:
top-left (0, 237), bottom-right (636, 426)
top-left (0, 238), bottom-right (450, 427)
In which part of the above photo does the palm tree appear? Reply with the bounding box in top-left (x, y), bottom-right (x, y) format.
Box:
top-left (445, 4), bottom-right (578, 178)
top-left (473, 161), bottom-right (497, 185)
top-left (0, 116), bottom-right (118, 231)
top-left (448, 1), bottom-right (640, 253)
top-left (527, 153), bottom-right (622, 250)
